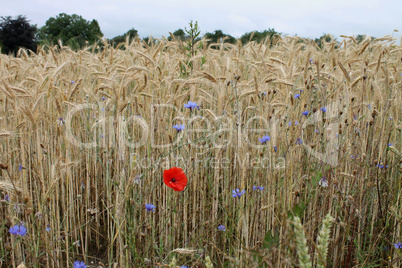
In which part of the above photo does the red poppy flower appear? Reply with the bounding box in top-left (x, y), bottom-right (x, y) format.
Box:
top-left (163, 167), bottom-right (188, 191)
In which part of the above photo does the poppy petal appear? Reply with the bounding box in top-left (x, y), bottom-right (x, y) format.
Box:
top-left (163, 167), bottom-right (188, 192)
top-left (172, 182), bottom-right (186, 191)
top-left (163, 167), bottom-right (183, 184)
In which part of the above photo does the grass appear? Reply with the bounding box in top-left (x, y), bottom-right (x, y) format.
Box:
top-left (0, 35), bottom-right (401, 267)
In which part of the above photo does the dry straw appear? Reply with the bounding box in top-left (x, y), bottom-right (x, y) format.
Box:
top-left (0, 34), bottom-right (400, 267)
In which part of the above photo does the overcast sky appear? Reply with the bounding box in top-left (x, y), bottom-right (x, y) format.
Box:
top-left (1, 0), bottom-right (401, 41)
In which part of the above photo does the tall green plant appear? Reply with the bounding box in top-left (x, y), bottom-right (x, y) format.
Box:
top-left (180, 20), bottom-right (203, 77)
top-left (184, 20), bottom-right (201, 57)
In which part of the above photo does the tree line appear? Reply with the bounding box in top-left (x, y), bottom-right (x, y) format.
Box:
top-left (0, 13), bottom-right (373, 55)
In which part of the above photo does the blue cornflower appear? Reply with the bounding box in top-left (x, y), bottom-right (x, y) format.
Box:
top-left (258, 135), bottom-right (271, 144)
top-left (260, 91), bottom-right (267, 96)
top-left (184, 101), bottom-right (200, 110)
top-left (4, 195), bottom-right (10, 202)
top-left (71, 81), bottom-right (75, 84)
top-left (302, 110), bottom-right (309, 116)
top-left (73, 261), bottom-right (87, 268)
top-left (253, 186), bottom-right (264, 191)
top-left (101, 97), bottom-right (106, 101)
top-left (217, 225), bottom-right (226, 231)
top-left (180, 266), bottom-right (188, 268)
top-left (173, 124), bottom-right (185, 132)
top-left (145, 203), bottom-right (156, 212)
top-left (45, 225), bottom-right (51, 232)
top-left (9, 224), bottom-right (27, 237)
top-left (295, 138), bottom-right (303, 144)
top-left (295, 93), bottom-right (300, 99)
top-left (351, 155), bottom-right (358, 159)
top-left (315, 129), bottom-right (319, 133)
top-left (320, 107), bottom-right (327, 112)
top-left (232, 188), bottom-right (246, 198)
top-left (9, 225), bottom-right (19, 235)
top-left (394, 242), bottom-right (402, 249)
top-left (295, 121), bottom-right (298, 125)
top-left (376, 164), bottom-right (388, 169)
top-left (273, 146), bottom-right (277, 152)
top-left (18, 164), bottom-right (23, 171)
top-left (387, 143), bottom-right (393, 147)
top-left (309, 58), bottom-right (314, 63)
top-left (17, 225), bottom-right (27, 236)
top-left (288, 121), bottom-right (292, 126)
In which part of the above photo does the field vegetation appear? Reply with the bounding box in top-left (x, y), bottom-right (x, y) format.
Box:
top-left (0, 34), bottom-right (401, 267)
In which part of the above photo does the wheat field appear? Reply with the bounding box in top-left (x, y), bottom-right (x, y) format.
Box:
top-left (0, 35), bottom-right (401, 267)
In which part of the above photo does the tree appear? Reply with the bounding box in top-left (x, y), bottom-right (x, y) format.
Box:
top-left (204, 30), bottom-right (236, 46)
top-left (314, 33), bottom-right (334, 48)
top-left (168, 28), bottom-right (187, 41)
top-left (240, 28), bottom-right (280, 46)
top-left (142, 36), bottom-right (157, 46)
top-left (110, 28), bottom-right (138, 47)
top-left (355, 34), bottom-right (375, 44)
top-left (37, 13), bottom-right (103, 50)
top-left (0, 15), bottom-right (37, 55)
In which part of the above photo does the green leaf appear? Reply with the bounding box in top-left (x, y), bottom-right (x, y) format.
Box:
top-left (293, 203), bottom-right (306, 217)
top-left (313, 171), bottom-right (323, 185)
top-left (288, 202), bottom-right (307, 219)
top-left (263, 230), bottom-right (279, 249)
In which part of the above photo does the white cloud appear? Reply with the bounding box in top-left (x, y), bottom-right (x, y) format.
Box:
top-left (0, 0), bottom-right (400, 40)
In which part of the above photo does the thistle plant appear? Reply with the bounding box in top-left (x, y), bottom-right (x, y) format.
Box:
top-left (180, 20), bottom-right (202, 76)
top-left (184, 20), bottom-right (201, 57)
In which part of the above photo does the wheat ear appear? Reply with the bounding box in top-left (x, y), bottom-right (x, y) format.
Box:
top-left (293, 216), bottom-right (312, 268)
top-left (316, 213), bottom-right (334, 268)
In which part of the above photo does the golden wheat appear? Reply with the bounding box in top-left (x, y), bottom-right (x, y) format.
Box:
top-left (0, 35), bottom-right (400, 267)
